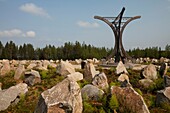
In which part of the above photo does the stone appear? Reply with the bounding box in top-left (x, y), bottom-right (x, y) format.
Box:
top-left (159, 63), bottom-right (168, 76)
top-left (0, 82), bottom-right (2, 90)
top-left (34, 78), bottom-right (82, 113)
top-left (67, 72), bottom-right (83, 82)
top-left (132, 64), bottom-right (143, 71)
top-left (15, 83), bottom-right (28, 95)
top-left (49, 63), bottom-right (57, 68)
top-left (81, 84), bottom-right (104, 101)
top-left (24, 70), bottom-right (41, 86)
top-left (20, 60), bottom-right (27, 65)
top-left (156, 87), bottom-right (170, 106)
top-left (84, 62), bottom-right (99, 82)
top-left (42, 60), bottom-right (50, 69)
top-left (11, 60), bottom-right (19, 66)
top-left (27, 63), bottom-right (37, 70)
top-left (139, 79), bottom-right (154, 88)
top-left (56, 60), bottom-right (75, 77)
top-left (92, 72), bottom-right (109, 92)
top-left (160, 57), bottom-right (166, 63)
top-left (36, 61), bottom-right (47, 70)
top-left (118, 73), bottom-right (129, 83)
top-left (142, 64), bottom-right (157, 80)
top-left (115, 61), bottom-right (128, 75)
top-left (81, 61), bottom-right (86, 69)
top-left (118, 74), bottom-right (131, 87)
top-left (75, 59), bottom-right (82, 64)
top-left (111, 86), bottom-right (150, 113)
top-left (124, 62), bottom-right (134, 69)
top-left (164, 75), bottom-right (170, 87)
top-left (0, 83), bottom-right (28, 111)
top-left (14, 64), bottom-right (25, 80)
top-left (0, 60), bottom-right (10, 77)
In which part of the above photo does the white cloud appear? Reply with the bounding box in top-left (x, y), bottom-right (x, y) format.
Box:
top-left (19, 3), bottom-right (51, 19)
top-left (0, 29), bottom-right (36, 38)
top-left (26, 31), bottom-right (36, 37)
top-left (77, 21), bottom-right (100, 28)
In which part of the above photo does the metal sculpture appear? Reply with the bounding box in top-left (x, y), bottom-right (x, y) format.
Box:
top-left (94, 7), bottom-right (141, 63)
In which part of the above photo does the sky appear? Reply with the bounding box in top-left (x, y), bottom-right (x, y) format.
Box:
top-left (0, 0), bottom-right (170, 50)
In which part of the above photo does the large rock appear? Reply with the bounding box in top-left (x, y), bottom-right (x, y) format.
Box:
top-left (24, 70), bottom-right (41, 86)
top-left (111, 86), bottom-right (150, 113)
top-left (159, 63), bottom-right (168, 76)
top-left (34, 78), bottom-right (82, 113)
top-left (0, 60), bottom-right (10, 77)
top-left (118, 73), bottom-right (129, 83)
top-left (115, 61), bottom-right (128, 75)
top-left (67, 72), bottom-right (83, 82)
top-left (142, 64), bottom-right (157, 80)
top-left (36, 61), bottom-right (47, 70)
top-left (132, 64), bottom-right (144, 71)
top-left (156, 87), bottom-right (170, 106)
top-left (92, 72), bottom-right (109, 92)
top-left (139, 79), bottom-right (154, 88)
top-left (56, 60), bottom-right (75, 77)
top-left (118, 73), bottom-right (131, 87)
top-left (0, 82), bottom-right (2, 90)
top-left (14, 64), bottom-right (25, 80)
top-left (0, 83), bottom-right (28, 111)
top-left (81, 84), bottom-right (104, 101)
top-left (164, 75), bottom-right (170, 87)
top-left (27, 63), bottom-right (37, 70)
top-left (84, 62), bottom-right (99, 82)
top-left (42, 60), bottom-right (50, 69)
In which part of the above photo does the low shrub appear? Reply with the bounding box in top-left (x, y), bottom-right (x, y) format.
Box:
top-left (83, 101), bottom-right (95, 113)
top-left (109, 94), bottom-right (119, 111)
top-left (134, 88), bottom-right (143, 96)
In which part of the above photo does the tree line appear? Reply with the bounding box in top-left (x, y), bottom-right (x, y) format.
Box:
top-left (0, 41), bottom-right (169, 60)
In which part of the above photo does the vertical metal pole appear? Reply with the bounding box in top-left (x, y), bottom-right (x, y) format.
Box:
top-left (115, 7), bottom-right (125, 63)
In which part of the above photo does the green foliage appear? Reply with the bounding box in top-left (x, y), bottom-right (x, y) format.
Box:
top-left (0, 70), bottom-right (16, 89)
top-left (40, 70), bottom-right (48, 79)
top-left (99, 108), bottom-right (106, 113)
top-left (134, 88), bottom-right (143, 96)
top-left (83, 101), bottom-right (95, 113)
top-left (0, 40), bottom-right (170, 60)
top-left (109, 94), bottom-right (119, 111)
top-left (143, 94), bottom-right (156, 108)
top-left (160, 102), bottom-right (170, 112)
top-left (77, 79), bottom-right (90, 88)
top-left (109, 81), bottom-right (120, 87)
top-left (147, 78), bottom-right (164, 93)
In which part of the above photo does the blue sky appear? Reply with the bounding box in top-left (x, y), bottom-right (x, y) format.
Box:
top-left (0, 0), bottom-right (170, 50)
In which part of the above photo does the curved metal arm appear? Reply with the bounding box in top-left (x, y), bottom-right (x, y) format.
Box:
top-left (120, 16), bottom-right (141, 33)
top-left (119, 16), bottom-right (141, 58)
top-left (94, 16), bottom-right (117, 36)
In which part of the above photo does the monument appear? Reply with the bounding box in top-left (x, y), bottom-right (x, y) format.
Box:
top-left (94, 7), bottom-right (141, 63)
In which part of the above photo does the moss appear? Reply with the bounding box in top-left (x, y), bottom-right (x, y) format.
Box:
top-left (143, 94), bottom-right (156, 108)
top-left (109, 81), bottom-right (120, 87)
top-left (134, 88), bottom-right (143, 96)
top-left (77, 79), bottom-right (90, 88)
top-left (0, 70), bottom-right (16, 89)
top-left (83, 101), bottom-right (95, 113)
top-left (40, 70), bottom-right (48, 79)
top-left (109, 94), bottom-right (119, 111)
top-left (160, 102), bottom-right (170, 112)
top-left (147, 78), bottom-right (164, 93)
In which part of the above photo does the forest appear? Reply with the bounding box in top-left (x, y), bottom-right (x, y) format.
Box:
top-left (0, 40), bottom-right (170, 60)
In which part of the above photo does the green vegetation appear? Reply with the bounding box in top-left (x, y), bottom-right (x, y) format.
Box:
top-left (0, 70), bottom-right (16, 89)
top-left (0, 41), bottom-right (170, 60)
top-left (109, 94), bottom-right (119, 111)
top-left (1, 62), bottom-right (170, 113)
